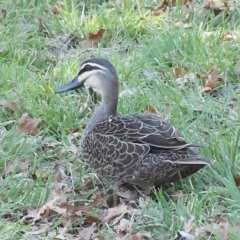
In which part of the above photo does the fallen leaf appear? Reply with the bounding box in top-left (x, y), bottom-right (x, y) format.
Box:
top-left (152, 11), bottom-right (162, 16)
top-left (49, 2), bottom-right (65, 15)
top-left (0, 99), bottom-right (17, 110)
top-left (203, 0), bottom-right (226, 15)
top-left (60, 194), bottom-right (106, 214)
top-left (173, 68), bottom-right (183, 78)
top-left (65, 128), bottom-right (80, 135)
top-left (89, 28), bottom-right (105, 41)
top-left (33, 205), bottom-right (50, 221)
top-left (221, 32), bottom-right (237, 41)
top-left (85, 214), bottom-right (104, 223)
top-left (195, 217), bottom-right (229, 239)
top-left (103, 203), bottom-right (128, 222)
top-left (18, 113), bottom-right (41, 135)
top-left (79, 29), bottom-right (106, 48)
top-left (199, 86), bottom-right (212, 93)
top-left (204, 65), bottom-right (224, 89)
top-left (156, 0), bottom-right (188, 11)
top-left (129, 234), bottom-right (145, 240)
top-left (234, 177), bottom-right (240, 187)
top-left (146, 105), bottom-right (157, 114)
top-left (33, 195), bottom-right (66, 222)
top-left (79, 223), bottom-right (96, 240)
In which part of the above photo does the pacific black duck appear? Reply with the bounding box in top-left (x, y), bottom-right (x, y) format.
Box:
top-left (55, 58), bottom-right (212, 193)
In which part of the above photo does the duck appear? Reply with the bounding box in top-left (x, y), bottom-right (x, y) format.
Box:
top-left (55, 58), bottom-right (212, 194)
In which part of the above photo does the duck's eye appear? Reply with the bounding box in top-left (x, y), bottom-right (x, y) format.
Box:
top-left (84, 65), bottom-right (92, 71)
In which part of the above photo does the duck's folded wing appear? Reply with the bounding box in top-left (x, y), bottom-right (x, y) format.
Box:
top-left (93, 113), bottom-right (203, 150)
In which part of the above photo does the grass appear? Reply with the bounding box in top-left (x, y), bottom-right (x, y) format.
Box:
top-left (0, 0), bottom-right (240, 239)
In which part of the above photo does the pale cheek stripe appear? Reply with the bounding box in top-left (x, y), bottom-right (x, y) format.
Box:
top-left (77, 69), bottom-right (103, 83)
top-left (79, 62), bottom-right (108, 72)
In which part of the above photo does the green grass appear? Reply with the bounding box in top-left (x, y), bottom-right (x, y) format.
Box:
top-left (0, 0), bottom-right (240, 239)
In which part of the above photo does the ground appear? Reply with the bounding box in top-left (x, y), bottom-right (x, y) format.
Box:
top-left (0, 0), bottom-right (240, 239)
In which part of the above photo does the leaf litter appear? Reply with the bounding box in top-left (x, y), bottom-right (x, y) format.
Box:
top-left (2, 2), bottom-right (240, 238)
top-left (176, 65), bottom-right (226, 94)
top-left (0, 99), bottom-right (17, 111)
top-left (18, 113), bottom-right (42, 135)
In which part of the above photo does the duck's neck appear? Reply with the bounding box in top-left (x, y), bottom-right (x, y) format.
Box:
top-left (101, 88), bottom-right (118, 117)
top-left (83, 85), bottom-right (119, 136)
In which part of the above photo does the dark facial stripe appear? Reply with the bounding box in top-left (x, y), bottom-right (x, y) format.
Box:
top-left (78, 64), bottom-right (102, 76)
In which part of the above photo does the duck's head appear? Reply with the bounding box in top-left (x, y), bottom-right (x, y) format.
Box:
top-left (55, 58), bottom-right (119, 95)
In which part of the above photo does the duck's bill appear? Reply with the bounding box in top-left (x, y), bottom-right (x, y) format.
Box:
top-left (55, 77), bottom-right (84, 93)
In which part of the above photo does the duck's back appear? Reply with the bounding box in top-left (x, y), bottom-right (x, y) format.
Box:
top-left (80, 112), bottom-right (212, 188)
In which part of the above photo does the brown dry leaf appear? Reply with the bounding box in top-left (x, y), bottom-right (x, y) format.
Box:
top-left (0, 99), bottom-right (17, 110)
top-left (156, 0), bottom-right (188, 11)
top-left (152, 10), bottom-right (162, 16)
top-left (173, 68), bottom-right (183, 78)
top-left (103, 203), bottom-right (128, 222)
top-left (85, 214), bottom-right (104, 223)
top-left (129, 234), bottom-right (145, 240)
top-left (195, 216), bottom-right (229, 239)
top-left (79, 223), bottom-right (96, 240)
top-left (34, 18), bottom-right (45, 32)
top-left (220, 32), bottom-right (237, 41)
top-left (33, 205), bottom-right (50, 221)
top-left (203, 1), bottom-right (226, 10)
top-left (234, 177), bottom-right (240, 187)
top-left (65, 127), bottom-right (80, 135)
top-left (146, 105), bottom-right (157, 114)
top-left (89, 28), bottom-right (106, 41)
top-left (49, 1), bottom-right (65, 15)
top-left (199, 86), bottom-right (212, 93)
top-left (18, 113), bottom-right (41, 135)
top-left (203, 0), bottom-right (236, 15)
top-left (79, 28), bottom-right (106, 48)
top-left (204, 65), bottom-right (224, 89)
top-left (60, 194), bottom-right (106, 214)
top-left (33, 194), bottom-right (67, 222)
